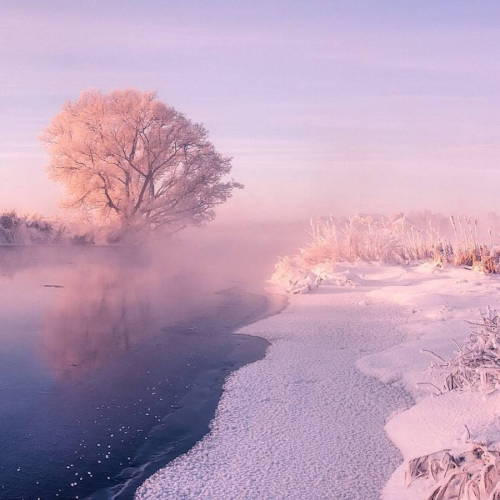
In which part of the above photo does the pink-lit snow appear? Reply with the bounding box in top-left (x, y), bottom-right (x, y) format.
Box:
top-left (136, 264), bottom-right (500, 499)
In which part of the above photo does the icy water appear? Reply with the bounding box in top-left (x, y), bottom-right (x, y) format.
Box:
top-left (0, 246), bottom-right (279, 499)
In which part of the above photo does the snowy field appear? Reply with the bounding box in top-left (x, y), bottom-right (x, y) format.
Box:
top-left (136, 264), bottom-right (500, 499)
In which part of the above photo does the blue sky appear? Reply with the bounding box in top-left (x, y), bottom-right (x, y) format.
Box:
top-left (2, 1), bottom-right (500, 220)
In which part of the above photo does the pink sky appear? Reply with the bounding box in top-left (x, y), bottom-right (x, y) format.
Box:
top-left (2, 1), bottom-right (500, 221)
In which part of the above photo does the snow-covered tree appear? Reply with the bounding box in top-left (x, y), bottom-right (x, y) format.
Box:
top-left (42, 89), bottom-right (241, 240)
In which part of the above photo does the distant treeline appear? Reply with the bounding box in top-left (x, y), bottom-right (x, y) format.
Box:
top-left (0, 211), bottom-right (94, 246)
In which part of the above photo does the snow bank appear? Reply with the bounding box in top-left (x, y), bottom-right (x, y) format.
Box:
top-left (136, 263), bottom-right (500, 499)
top-left (356, 264), bottom-right (500, 499)
top-left (136, 265), bottom-right (413, 499)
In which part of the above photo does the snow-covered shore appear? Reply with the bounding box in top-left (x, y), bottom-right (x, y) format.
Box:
top-left (136, 264), bottom-right (500, 499)
top-left (357, 264), bottom-right (500, 499)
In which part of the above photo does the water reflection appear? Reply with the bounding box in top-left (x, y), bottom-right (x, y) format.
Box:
top-left (41, 266), bottom-right (149, 377)
top-left (40, 259), bottom-right (223, 378)
top-left (0, 244), bottom-right (276, 499)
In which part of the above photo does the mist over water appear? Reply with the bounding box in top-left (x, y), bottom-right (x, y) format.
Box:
top-left (0, 221), bottom-right (306, 499)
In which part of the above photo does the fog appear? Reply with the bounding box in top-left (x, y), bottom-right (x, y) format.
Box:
top-left (0, 219), bottom-right (310, 498)
top-left (0, 219), bottom-right (307, 374)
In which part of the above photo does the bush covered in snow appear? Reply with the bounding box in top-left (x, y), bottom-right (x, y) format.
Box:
top-left (425, 308), bottom-right (500, 394)
top-left (0, 211), bottom-right (67, 245)
top-left (269, 256), bottom-right (325, 294)
top-left (0, 211), bottom-right (110, 246)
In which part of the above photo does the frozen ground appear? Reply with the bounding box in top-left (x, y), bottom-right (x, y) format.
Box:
top-left (136, 265), bottom-right (415, 499)
top-left (136, 263), bottom-right (500, 499)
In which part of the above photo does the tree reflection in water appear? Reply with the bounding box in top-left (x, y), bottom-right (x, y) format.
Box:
top-left (40, 258), bottom-right (222, 379)
top-left (41, 266), bottom-right (150, 376)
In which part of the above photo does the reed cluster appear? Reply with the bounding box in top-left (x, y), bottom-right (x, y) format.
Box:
top-left (425, 308), bottom-right (500, 394)
top-left (271, 213), bottom-right (500, 293)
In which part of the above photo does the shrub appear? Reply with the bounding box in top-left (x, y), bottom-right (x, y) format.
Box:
top-left (269, 256), bottom-right (323, 294)
top-left (425, 308), bottom-right (500, 394)
top-left (0, 211), bottom-right (66, 245)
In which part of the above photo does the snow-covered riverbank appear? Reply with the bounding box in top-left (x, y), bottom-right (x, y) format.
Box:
top-left (358, 264), bottom-right (500, 499)
top-left (136, 264), bottom-right (500, 499)
top-left (136, 265), bottom-right (413, 499)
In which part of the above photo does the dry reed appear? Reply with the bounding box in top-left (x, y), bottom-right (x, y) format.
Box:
top-left (407, 444), bottom-right (500, 500)
top-left (271, 213), bottom-right (500, 293)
